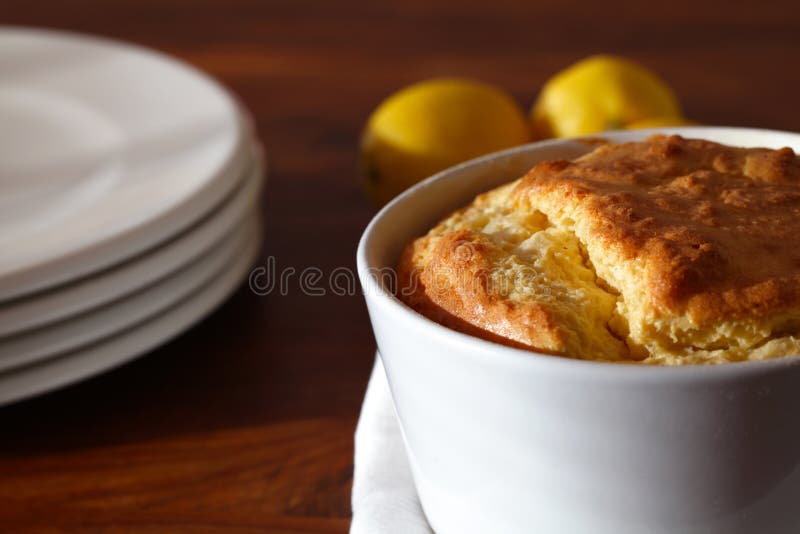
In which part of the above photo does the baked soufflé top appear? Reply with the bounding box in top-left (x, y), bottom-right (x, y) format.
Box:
top-left (397, 135), bottom-right (800, 364)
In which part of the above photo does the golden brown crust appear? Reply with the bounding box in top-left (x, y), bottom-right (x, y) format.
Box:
top-left (516, 136), bottom-right (800, 323)
top-left (397, 135), bottom-right (800, 364)
top-left (398, 229), bottom-right (567, 353)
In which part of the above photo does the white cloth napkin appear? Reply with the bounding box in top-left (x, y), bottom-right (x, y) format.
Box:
top-left (351, 354), bottom-right (434, 534)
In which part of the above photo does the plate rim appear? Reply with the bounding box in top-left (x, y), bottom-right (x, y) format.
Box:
top-left (0, 26), bottom-right (252, 300)
top-left (0, 144), bottom-right (264, 336)
top-left (0, 211), bottom-right (262, 406)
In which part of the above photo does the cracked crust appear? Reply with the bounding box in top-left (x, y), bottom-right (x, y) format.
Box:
top-left (397, 180), bottom-right (630, 361)
top-left (396, 135), bottom-right (800, 364)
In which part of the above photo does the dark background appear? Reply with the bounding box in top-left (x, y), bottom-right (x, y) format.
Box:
top-left (1, 1), bottom-right (800, 532)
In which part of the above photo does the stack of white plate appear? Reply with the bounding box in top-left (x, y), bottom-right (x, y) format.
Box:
top-left (0, 28), bottom-right (264, 405)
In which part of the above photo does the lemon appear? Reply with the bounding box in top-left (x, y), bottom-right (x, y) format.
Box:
top-left (531, 55), bottom-right (682, 138)
top-left (361, 78), bottom-right (531, 207)
top-left (625, 116), bottom-right (699, 129)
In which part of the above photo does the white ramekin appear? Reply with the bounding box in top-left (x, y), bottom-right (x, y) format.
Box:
top-left (357, 127), bottom-right (800, 534)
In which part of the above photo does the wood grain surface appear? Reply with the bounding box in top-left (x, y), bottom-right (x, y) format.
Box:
top-left (1, 0), bottom-right (800, 531)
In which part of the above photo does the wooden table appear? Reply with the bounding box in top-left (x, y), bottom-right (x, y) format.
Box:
top-left (1, 1), bottom-right (799, 532)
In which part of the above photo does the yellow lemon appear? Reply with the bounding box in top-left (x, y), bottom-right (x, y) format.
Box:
top-left (361, 78), bottom-right (531, 207)
top-left (625, 116), bottom-right (699, 129)
top-left (531, 55), bottom-right (682, 138)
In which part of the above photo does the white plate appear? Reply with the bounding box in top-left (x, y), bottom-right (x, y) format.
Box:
top-left (0, 218), bottom-right (261, 406)
top-left (0, 27), bottom-right (250, 300)
top-left (0, 145), bottom-right (264, 337)
top-left (0, 209), bottom-right (260, 373)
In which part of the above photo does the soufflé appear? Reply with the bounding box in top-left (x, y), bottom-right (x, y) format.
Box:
top-left (397, 135), bottom-right (800, 364)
